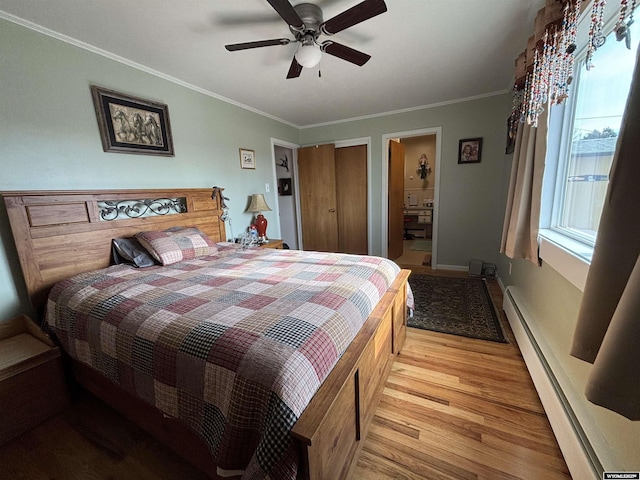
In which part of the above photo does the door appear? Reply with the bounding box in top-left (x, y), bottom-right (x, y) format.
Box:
top-left (388, 140), bottom-right (405, 260)
top-left (297, 144), bottom-right (339, 252)
top-left (335, 145), bottom-right (368, 254)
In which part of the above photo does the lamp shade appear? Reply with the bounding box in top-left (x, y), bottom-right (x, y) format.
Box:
top-left (246, 193), bottom-right (271, 239)
top-left (295, 43), bottom-right (322, 68)
top-left (246, 193), bottom-right (272, 213)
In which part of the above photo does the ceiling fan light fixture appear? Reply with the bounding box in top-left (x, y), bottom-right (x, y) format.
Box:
top-left (295, 43), bottom-right (322, 68)
top-left (225, 0), bottom-right (388, 78)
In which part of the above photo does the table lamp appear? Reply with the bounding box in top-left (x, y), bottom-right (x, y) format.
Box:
top-left (246, 193), bottom-right (272, 241)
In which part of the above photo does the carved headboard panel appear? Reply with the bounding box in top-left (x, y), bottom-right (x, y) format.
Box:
top-left (2, 188), bottom-right (226, 316)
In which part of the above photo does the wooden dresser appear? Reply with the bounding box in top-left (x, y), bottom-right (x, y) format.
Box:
top-left (0, 315), bottom-right (68, 445)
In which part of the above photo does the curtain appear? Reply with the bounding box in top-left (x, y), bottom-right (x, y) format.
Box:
top-left (570, 45), bottom-right (640, 420)
top-left (500, 106), bottom-right (548, 264)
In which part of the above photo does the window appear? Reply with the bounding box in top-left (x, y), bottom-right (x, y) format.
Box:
top-left (550, 19), bottom-right (640, 248)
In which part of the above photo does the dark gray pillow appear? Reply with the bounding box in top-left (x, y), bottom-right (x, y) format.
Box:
top-left (111, 238), bottom-right (156, 268)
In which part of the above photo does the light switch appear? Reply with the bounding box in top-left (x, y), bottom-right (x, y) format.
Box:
top-left (265, 183), bottom-right (270, 193)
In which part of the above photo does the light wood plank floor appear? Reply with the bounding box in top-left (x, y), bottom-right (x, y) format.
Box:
top-left (0, 266), bottom-right (572, 480)
top-left (351, 262), bottom-right (572, 480)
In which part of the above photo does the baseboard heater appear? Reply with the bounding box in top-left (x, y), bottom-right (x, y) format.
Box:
top-left (503, 287), bottom-right (602, 480)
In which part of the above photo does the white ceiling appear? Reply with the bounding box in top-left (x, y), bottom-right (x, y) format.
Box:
top-left (0, 0), bottom-right (544, 127)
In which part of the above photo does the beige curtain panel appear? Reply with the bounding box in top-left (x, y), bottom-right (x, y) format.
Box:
top-left (500, 107), bottom-right (548, 264)
top-left (571, 45), bottom-right (640, 420)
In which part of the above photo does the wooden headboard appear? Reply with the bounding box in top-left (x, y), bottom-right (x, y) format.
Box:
top-left (2, 188), bottom-right (226, 316)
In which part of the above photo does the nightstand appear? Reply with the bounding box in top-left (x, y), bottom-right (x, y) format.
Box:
top-left (0, 315), bottom-right (68, 445)
top-left (258, 239), bottom-right (284, 249)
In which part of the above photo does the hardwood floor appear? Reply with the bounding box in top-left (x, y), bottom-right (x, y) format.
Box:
top-left (351, 262), bottom-right (572, 480)
top-left (0, 386), bottom-right (209, 480)
top-left (0, 264), bottom-right (572, 480)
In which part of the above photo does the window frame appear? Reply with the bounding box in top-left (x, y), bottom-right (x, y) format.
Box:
top-left (539, 5), bottom-right (635, 289)
top-left (540, 50), bottom-right (594, 289)
top-left (549, 59), bottom-right (598, 247)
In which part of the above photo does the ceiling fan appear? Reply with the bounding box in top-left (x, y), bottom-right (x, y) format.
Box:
top-left (224, 0), bottom-right (388, 78)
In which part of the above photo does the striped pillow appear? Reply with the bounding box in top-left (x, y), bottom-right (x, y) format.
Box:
top-left (136, 227), bottom-right (217, 265)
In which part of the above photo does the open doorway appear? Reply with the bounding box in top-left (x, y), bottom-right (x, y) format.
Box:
top-left (382, 127), bottom-right (442, 269)
top-left (396, 135), bottom-right (436, 267)
top-left (271, 139), bottom-right (300, 249)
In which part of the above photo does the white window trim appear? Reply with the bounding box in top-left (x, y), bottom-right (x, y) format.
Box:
top-left (540, 76), bottom-right (592, 293)
top-left (538, 230), bottom-right (590, 292)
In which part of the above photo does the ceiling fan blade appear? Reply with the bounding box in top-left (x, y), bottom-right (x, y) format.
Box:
top-left (320, 0), bottom-right (387, 35)
top-left (321, 41), bottom-right (371, 66)
top-left (225, 38), bottom-right (291, 51)
top-left (286, 57), bottom-right (303, 79)
top-left (266, 0), bottom-right (305, 30)
top-left (216, 12), bottom-right (281, 27)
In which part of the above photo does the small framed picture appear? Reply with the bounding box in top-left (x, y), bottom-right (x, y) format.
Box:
top-left (278, 178), bottom-right (292, 196)
top-left (239, 148), bottom-right (256, 169)
top-left (458, 137), bottom-right (483, 164)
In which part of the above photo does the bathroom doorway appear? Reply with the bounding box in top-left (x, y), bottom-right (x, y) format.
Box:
top-left (396, 134), bottom-right (436, 267)
top-left (382, 127), bottom-right (441, 269)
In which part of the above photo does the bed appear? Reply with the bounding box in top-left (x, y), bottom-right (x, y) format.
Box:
top-left (2, 188), bottom-right (410, 480)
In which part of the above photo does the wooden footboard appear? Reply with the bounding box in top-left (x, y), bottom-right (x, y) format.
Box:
top-left (292, 269), bottom-right (409, 480)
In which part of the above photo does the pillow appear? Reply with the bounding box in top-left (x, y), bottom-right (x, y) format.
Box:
top-left (111, 237), bottom-right (157, 268)
top-left (164, 225), bottom-right (189, 232)
top-left (136, 227), bottom-right (217, 265)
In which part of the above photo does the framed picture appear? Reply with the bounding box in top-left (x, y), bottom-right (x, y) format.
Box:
top-left (278, 177), bottom-right (292, 196)
top-left (239, 148), bottom-right (256, 169)
top-left (90, 85), bottom-right (174, 156)
top-left (458, 137), bottom-right (483, 164)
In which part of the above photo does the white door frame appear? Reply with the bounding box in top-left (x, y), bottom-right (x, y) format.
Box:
top-left (381, 127), bottom-right (442, 267)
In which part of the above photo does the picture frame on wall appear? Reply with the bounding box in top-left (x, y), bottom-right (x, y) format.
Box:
top-left (239, 148), bottom-right (256, 169)
top-left (90, 85), bottom-right (174, 156)
top-left (278, 178), bottom-right (292, 196)
top-left (458, 137), bottom-right (482, 164)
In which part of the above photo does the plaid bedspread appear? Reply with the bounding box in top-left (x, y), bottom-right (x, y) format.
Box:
top-left (45, 244), bottom-right (407, 479)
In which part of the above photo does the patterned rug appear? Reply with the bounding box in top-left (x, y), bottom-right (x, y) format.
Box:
top-left (408, 274), bottom-right (507, 343)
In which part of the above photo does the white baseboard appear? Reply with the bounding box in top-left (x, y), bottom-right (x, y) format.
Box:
top-left (435, 264), bottom-right (468, 271)
top-left (503, 287), bottom-right (600, 480)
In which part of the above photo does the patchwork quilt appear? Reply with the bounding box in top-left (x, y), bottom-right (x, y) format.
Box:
top-left (45, 244), bottom-right (407, 479)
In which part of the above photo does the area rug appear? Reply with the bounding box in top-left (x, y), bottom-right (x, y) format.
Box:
top-left (408, 274), bottom-right (507, 343)
top-left (410, 239), bottom-right (432, 251)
